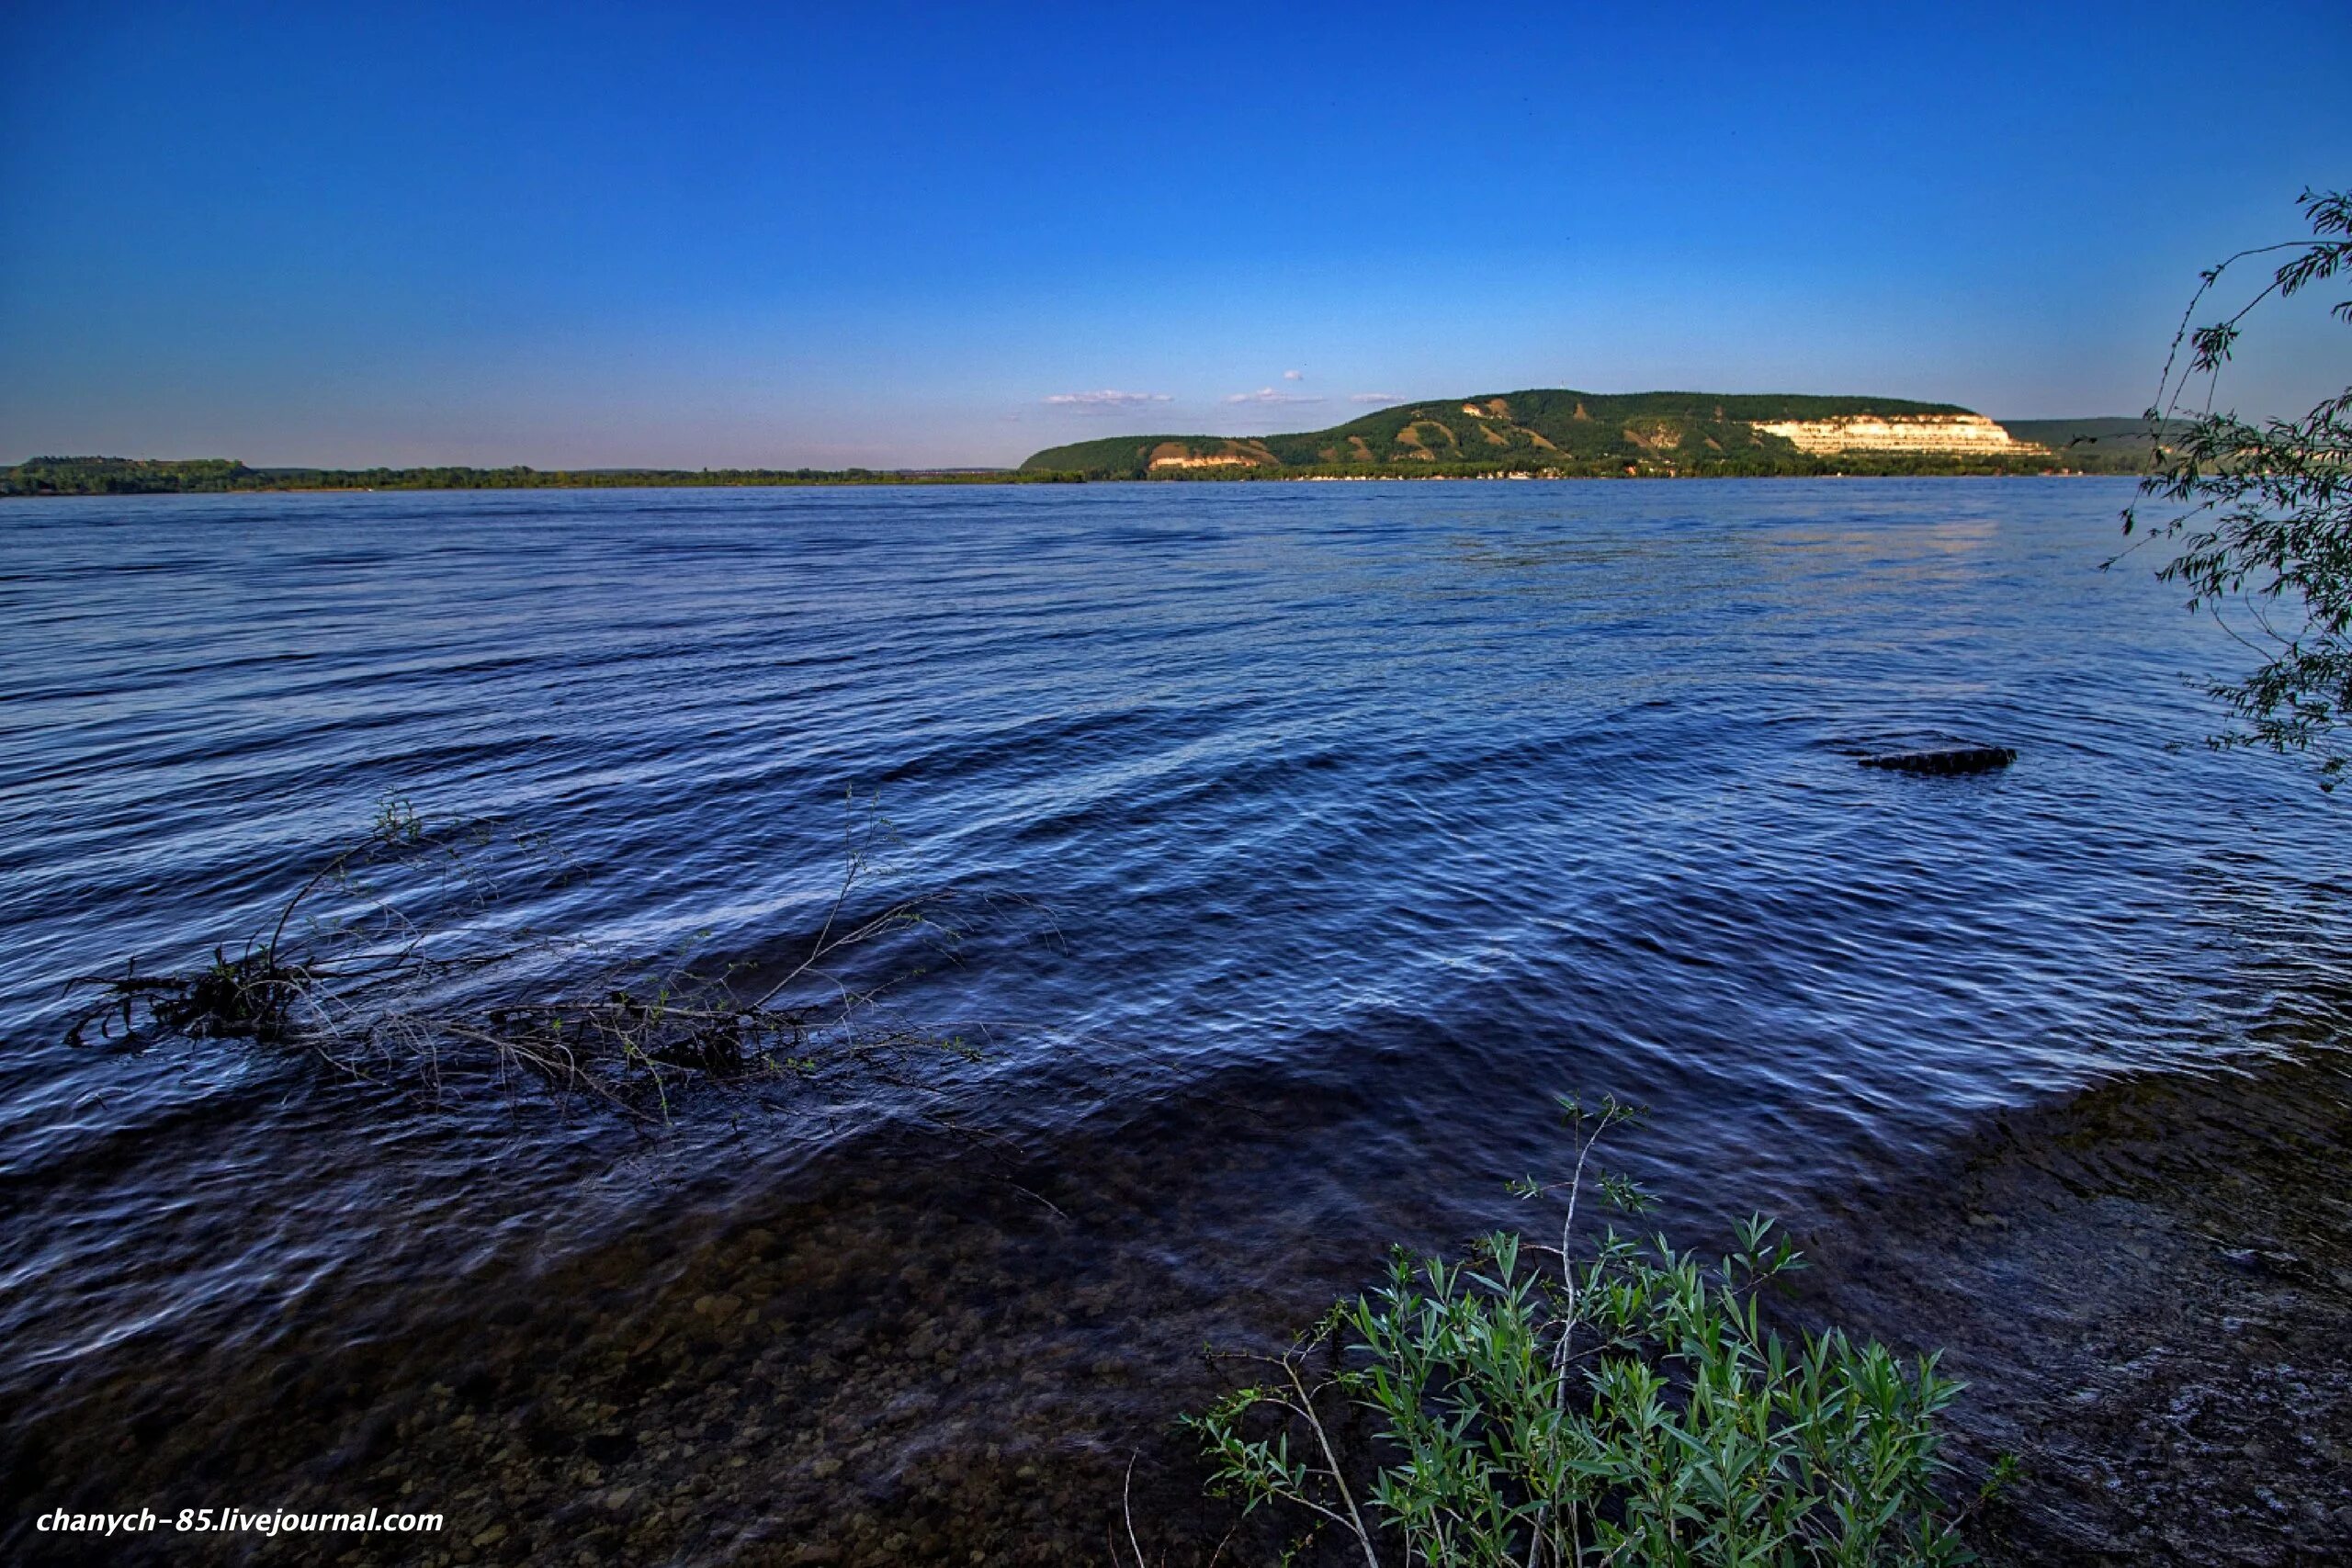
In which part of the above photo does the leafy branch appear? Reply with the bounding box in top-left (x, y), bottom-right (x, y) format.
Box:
top-left (2120, 186), bottom-right (2352, 788)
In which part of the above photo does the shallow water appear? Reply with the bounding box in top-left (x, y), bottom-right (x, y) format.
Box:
top-left (2, 479), bottom-right (2345, 1562)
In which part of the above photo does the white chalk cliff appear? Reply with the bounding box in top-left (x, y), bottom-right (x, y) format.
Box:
top-left (1749, 413), bottom-right (2044, 456)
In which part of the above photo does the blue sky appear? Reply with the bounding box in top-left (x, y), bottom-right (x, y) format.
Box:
top-left (3, 1), bottom-right (2346, 468)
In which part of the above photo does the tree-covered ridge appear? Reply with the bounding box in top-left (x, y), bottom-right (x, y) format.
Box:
top-left (1996, 417), bottom-right (2180, 460)
top-left (4, 457), bottom-right (260, 494)
top-left (0, 457), bottom-right (1069, 497)
top-left (1020, 389), bottom-right (2143, 479)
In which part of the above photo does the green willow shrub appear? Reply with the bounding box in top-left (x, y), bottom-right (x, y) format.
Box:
top-left (2120, 186), bottom-right (2352, 788)
top-left (1186, 1098), bottom-right (2002, 1567)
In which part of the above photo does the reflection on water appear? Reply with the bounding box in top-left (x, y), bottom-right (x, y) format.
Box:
top-left (1, 479), bottom-right (2346, 1562)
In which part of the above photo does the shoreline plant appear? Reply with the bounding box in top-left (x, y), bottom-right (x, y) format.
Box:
top-left (1183, 1096), bottom-right (2005, 1566)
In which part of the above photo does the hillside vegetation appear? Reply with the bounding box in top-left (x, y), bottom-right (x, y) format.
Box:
top-left (1021, 389), bottom-right (2144, 479)
top-left (1995, 417), bottom-right (2177, 464)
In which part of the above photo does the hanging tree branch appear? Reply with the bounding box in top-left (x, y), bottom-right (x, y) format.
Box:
top-left (2116, 186), bottom-right (2352, 789)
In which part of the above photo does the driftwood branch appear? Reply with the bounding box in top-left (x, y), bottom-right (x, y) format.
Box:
top-left (61, 793), bottom-right (1007, 1123)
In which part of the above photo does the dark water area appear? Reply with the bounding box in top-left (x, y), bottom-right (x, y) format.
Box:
top-left (1, 479), bottom-right (2346, 1564)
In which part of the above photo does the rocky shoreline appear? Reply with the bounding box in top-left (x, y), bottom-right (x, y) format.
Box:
top-left (7, 1047), bottom-right (2347, 1566)
top-left (1801, 1049), bottom-right (2352, 1564)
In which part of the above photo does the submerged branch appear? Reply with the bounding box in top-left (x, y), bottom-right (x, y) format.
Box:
top-left (60, 793), bottom-right (1012, 1123)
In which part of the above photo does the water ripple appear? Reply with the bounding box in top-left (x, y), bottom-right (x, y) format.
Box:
top-left (1, 478), bottom-right (2346, 1464)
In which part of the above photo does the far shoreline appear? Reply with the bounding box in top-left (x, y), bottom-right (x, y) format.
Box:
top-left (1, 467), bottom-right (2140, 500)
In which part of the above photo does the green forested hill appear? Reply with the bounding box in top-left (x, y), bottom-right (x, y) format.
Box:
top-left (1020, 389), bottom-right (2141, 478)
top-left (1993, 417), bottom-right (2173, 463)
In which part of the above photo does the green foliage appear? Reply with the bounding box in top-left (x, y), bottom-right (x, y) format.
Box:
top-left (0, 457), bottom-right (258, 494)
top-left (1186, 1098), bottom-right (1996, 1566)
top-left (2120, 186), bottom-right (2352, 788)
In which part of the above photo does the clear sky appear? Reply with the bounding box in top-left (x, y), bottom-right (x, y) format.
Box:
top-left (3, 0), bottom-right (2347, 469)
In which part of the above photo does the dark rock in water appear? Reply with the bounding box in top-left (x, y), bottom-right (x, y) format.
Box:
top-left (1859, 745), bottom-right (2017, 775)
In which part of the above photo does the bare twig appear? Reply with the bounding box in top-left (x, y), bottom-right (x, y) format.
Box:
top-left (61, 793), bottom-right (1020, 1124)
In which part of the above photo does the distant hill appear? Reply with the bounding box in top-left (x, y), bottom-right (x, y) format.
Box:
top-left (1992, 417), bottom-right (2173, 463)
top-left (1020, 390), bottom-right (2153, 479)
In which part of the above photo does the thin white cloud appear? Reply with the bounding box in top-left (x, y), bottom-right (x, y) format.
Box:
top-left (1042, 389), bottom-right (1174, 410)
top-left (1224, 387), bottom-right (1327, 405)
top-left (1283, 368), bottom-right (1306, 381)
top-left (1350, 392), bottom-right (1405, 404)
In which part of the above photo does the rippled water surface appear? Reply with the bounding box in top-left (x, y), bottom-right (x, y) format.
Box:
top-left (2, 479), bottom-right (2345, 1562)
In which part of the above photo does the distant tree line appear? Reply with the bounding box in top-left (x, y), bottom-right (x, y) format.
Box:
top-left (4, 441), bottom-right (2150, 498)
top-left (0, 457), bottom-right (1085, 497)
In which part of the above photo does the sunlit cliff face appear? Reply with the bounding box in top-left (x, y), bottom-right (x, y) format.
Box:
top-left (1750, 413), bottom-right (2045, 456)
